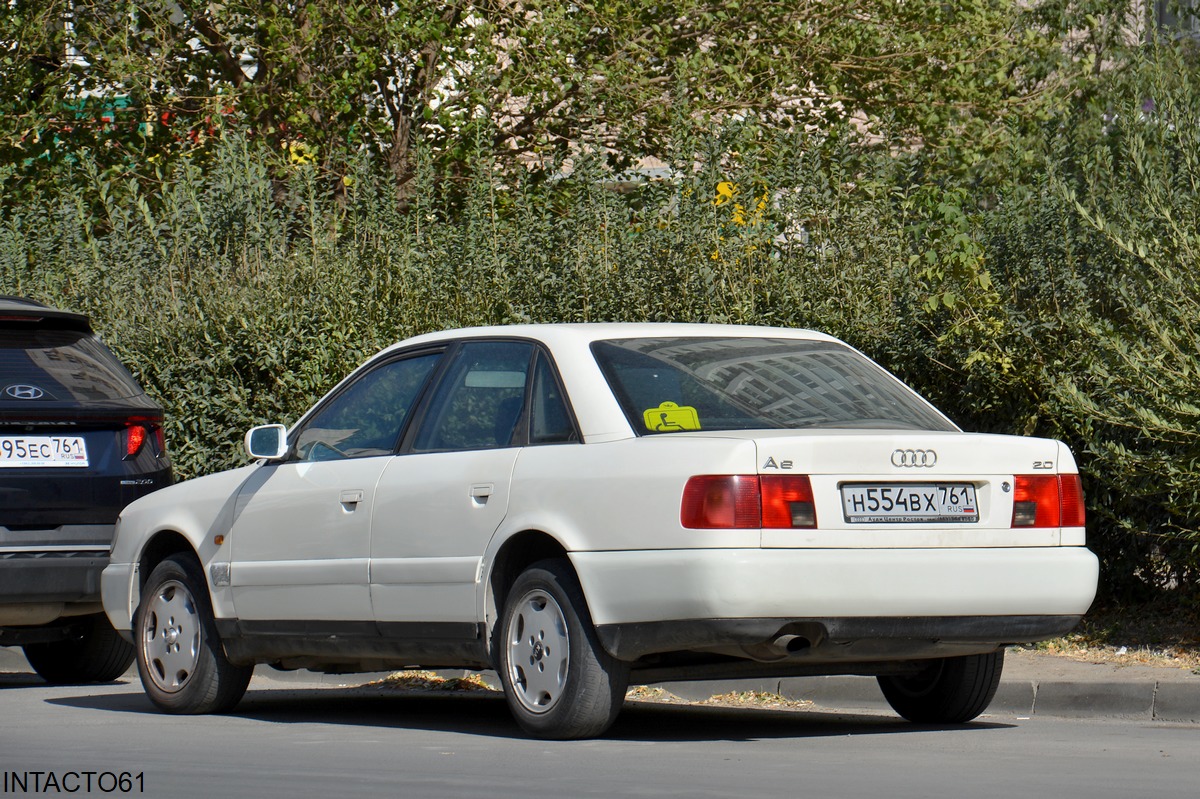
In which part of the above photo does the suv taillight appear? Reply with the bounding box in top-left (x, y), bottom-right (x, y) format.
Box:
top-left (124, 419), bottom-right (163, 459)
top-left (1011, 474), bottom-right (1086, 528)
top-left (681, 475), bottom-right (817, 529)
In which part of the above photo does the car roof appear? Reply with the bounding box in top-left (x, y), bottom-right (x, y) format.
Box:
top-left (0, 296), bottom-right (93, 331)
top-left (383, 322), bottom-right (839, 355)
top-left (313, 323), bottom-right (845, 446)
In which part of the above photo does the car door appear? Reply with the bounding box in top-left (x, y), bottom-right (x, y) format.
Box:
top-left (228, 351), bottom-right (441, 623)
top-left (369, 340), bottom-right (536, 629)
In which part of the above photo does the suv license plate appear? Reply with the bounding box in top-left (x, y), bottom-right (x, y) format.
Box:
top-left (841, 483), bottom-right (978, 523)
top-left (0, 436), bottom-right (89, 468)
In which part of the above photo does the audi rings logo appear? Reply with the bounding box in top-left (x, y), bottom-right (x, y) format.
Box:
top-left (891, 448), bottom-right (937, 468)
top-left (5, 384), bottom-right (45, 400)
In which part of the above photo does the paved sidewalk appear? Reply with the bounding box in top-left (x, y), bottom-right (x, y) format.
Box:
top-left (655, 649), bottom-right (1200, 723)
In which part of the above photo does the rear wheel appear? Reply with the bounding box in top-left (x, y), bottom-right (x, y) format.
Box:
top-left (22, 614), bottom-right (135, 684)
top-left (497, 559), bottom-right (629, 739)
top-left (135, 554), bottom-right (252, 714)
top-left (878, 649), bottom-right (1004, 724)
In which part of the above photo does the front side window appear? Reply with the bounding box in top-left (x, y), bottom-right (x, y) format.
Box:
top-left (592, 337), bottom-right (958, 434)
top-left (413, 341), bottom-right (535, 452)
top-left (295, 352), bottom-right (440, 461)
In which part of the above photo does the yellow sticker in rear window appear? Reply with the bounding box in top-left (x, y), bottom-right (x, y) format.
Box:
top-left (643, 402), bottom-right (701, 432)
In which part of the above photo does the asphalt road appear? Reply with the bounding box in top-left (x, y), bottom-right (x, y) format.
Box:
top-left (1, 662), bottom-right (1197, 799)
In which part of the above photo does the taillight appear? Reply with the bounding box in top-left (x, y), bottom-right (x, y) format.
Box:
top-left (124, 419), bottom-right (163, 459)
top-left (681, 475), bottom-right (761, 528)
top-left (1059, 474), bottom-right (1086, 527)
top-left (761, 475), bottom-right (817, 528)
top-left (1012, 474), bottom-right (1086, 528)
top-left (681, 475), bottom-right (818, 529)
top-left (124, 423), bottom-right (148, 457)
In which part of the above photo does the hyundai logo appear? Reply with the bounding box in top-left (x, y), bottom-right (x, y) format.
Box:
top-left (891, 448), bottom-right (937, 468)
top-left (4, 384), bottom-right (45, 400)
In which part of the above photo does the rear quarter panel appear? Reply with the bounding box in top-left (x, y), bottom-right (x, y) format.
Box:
top-left (498, 436), bottom-right (760, 553)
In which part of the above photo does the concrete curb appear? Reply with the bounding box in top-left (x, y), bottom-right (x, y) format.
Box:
top-left (654, 673), bottom-right (1200, 723)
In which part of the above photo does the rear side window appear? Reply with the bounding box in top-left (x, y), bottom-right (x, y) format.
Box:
top-left (413, 341), bottom-right (535, 452)
top-left (529, 352), bottom-right (578, 444)
top-left (592, 337), bottom-right (958, 434)
top-left (0, 327), bottom-right (144, 404)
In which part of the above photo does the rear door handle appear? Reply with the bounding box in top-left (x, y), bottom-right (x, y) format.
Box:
top-left (470, 483), bottom-right (494, 505)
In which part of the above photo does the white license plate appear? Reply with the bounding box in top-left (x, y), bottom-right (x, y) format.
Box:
top-left (0, 436), bottom-right (89, 468)
top-left (841, 483), bottom-right (978, 523)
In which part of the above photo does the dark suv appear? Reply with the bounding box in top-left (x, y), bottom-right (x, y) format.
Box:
top-left (1, 297), bottom-right (172, 682)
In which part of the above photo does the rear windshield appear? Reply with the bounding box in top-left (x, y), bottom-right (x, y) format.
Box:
top-left (0, 327), bottom-right (144, 404)
top-left (592, 337), bottom-right (958, 434)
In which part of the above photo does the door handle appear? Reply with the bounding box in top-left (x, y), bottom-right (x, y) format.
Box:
top-left (470, 483), bottom-right (494, 505)
top-left (340, 489), bottom-right (364, 511)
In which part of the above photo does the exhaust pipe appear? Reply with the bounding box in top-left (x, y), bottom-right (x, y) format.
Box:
top-left (739, 633), bottom-right (814, 662)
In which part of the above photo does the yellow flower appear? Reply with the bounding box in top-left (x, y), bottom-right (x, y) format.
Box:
top-left (285, 140), bottom-right (317, 165)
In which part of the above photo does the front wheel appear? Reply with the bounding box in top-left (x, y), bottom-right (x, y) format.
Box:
top-left (497, 559), bottom-right (629, 739)
top-left (135, 553), bottom-right (253, 714)
top-left (877, 649), bottom-right (1004, 724)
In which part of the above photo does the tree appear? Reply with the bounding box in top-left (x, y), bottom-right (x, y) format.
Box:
top-left (2, 1), bottom-right (1083, 196)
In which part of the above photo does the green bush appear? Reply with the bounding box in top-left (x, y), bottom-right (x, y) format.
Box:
top-left (0, 123), bottom-right (918, 479)
top-left (924, 43), bottom-right (1200, 603)
top-left (4, 51), bottom-right (1200, 606)
top-left (1049, 45), bottom-right (1200, 601)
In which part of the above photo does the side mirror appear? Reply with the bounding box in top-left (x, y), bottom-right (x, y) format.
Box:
top-left (245, 424), bottom-right (288, 461)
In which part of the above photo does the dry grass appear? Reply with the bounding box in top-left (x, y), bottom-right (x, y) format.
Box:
top-left (367, 675), bottom-right (817, 711)
top-left (1027, 606), bottom-right (1200, 672)
top-left (625, 685), bottom-right (813, 710)
top-left (695, 690), bottom-right (814, 710)
top-left (370, 670), bottom-right (497, 692)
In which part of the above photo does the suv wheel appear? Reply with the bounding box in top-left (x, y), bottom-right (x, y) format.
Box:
top-left (22, 614), bottom-right (135, 684)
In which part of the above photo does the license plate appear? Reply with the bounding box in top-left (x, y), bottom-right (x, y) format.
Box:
top-left (0, 436), bottom-right (89, 468)
top-left (841, 483), bottom-right (978, 523)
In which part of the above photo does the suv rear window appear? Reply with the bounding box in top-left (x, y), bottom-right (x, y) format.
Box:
top-left (0, 327), bottom-right (144, 404)
top-left (592, 337), bottom-right (958, 434)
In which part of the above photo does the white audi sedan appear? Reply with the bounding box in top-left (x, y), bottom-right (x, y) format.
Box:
top-left (102, 324), bottom-right (1098, 738)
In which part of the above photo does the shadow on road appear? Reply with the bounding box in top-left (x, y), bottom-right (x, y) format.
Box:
top-left (0, 670), bottom-right (135, 691)
top-left (0, 671), bottom-right (47, 688)
top-left (44, 683), bottom-right (1014, 743)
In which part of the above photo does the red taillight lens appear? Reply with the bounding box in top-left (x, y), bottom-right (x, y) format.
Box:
top-left (682, 474), bottom-right (818, 529)
top-left (1059, 473), bottom-right (1086, 527)
top-left (125, 423), bottom-right (148, 457)
top-left (681, 475), bottom-right (761, 529)
top-left (124, 419), bottom-right (164, 459)
top-left (761, 474), bottom-right (817, 529)
top-left (1012, 474), bottom-right (1085, 528)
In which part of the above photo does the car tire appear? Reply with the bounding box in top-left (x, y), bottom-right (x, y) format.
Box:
top-left (134, 553), bottom-right (252, 714)
top-left (497, 559), bottom-right (630, 739)
top-left (877, 649), bottom-right (1005, 724)
top-left (22, 614), bottom-right (135, 684)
